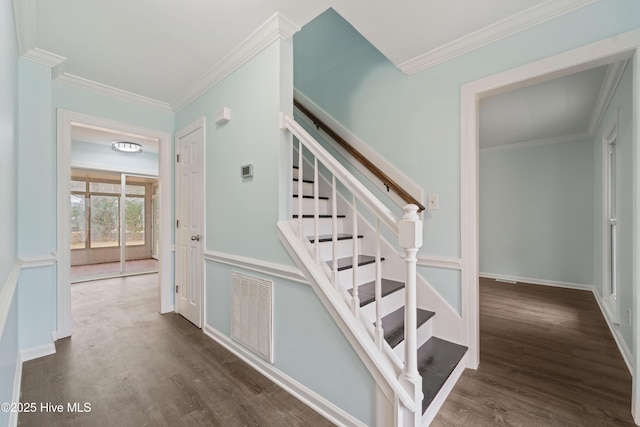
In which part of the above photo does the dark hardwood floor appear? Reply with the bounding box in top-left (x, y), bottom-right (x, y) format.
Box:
top-left (19, 274), bottom-right (333, 426)
top-left (433, 278), bottom-right (635, 427)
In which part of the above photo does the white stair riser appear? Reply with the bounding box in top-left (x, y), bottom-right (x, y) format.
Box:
top-left (292, 181), bottom-right (318, 196)
top-left (292, 197), bottom-right (331, 215)
top-left (337, 262), bottom-right (377, 290)
top-left (393, 318), bottom-right (433, 361)
top-left (361, 288), bottom-right (405, 320)
top-left (312, 239), bottom-right (360, 261)
top-left (298, 218), bottom-right (344, 236)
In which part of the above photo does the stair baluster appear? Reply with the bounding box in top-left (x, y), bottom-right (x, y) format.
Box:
top-left (351, 195), bottom-right (359, 316)
top-left (331, 175), bottom-right (339, 287)
top-left (375, 218), bottom-right (384, 349)
top-left (297, 142), bottom-right (304, 239)
top-left (313, 157), bottom-right (320, 263)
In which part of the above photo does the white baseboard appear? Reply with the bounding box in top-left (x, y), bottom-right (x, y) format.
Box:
top-left (20, 342), bottom-right (56, 362)
top-left (480, 272), bottom-right (593, 291)
top-left (592, 291), bottom-right (633, 374)
top-left (9, 352), bottom-right (22, 427)
top-left (203, 325), bottom-right (366, 427)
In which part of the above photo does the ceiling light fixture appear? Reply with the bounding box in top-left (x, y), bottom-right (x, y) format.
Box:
top-left (112, 141), bottom-right (142, 153)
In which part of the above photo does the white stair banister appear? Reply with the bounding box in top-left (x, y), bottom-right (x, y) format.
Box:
top-left (399, 204), bottom-right (423, 421)
top-left (281, 112), bottom-right (424, 424)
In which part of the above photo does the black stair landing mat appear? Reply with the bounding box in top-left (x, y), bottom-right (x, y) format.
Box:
top-left (419, 337), bottom-right (468, 413)
top-left (308, 233), bottom-right (363, 243)
top-left (379, 307), bottom-right (435, 349)
top-left (326, 255), bottom-right (384, 271)
top-left (349, 279), bottom-right (404, 307)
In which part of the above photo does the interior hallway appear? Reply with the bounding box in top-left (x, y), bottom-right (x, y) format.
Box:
top-left (18, 274), bottom-right (333, 426)
top-left (434, 278), bottom-right (635, 426)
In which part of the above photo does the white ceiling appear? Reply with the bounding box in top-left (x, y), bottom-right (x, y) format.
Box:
top-left (479, 64), bottom-right (610, 149)
top-left (72, 124), bottom-right (159, 154)
top-left (17, 0), bottom-right (597, 107)
top-left (16, 0), bottom-right (609, 148)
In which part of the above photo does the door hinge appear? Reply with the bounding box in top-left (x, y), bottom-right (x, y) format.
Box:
top-left (176, 219), bottom-right (179, 228)
top-left (176, 154), bottom-right (180, 163)
top-left (175, 285), bottom-right (179, 293)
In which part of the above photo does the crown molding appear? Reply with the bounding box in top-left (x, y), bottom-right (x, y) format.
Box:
top-left (399, 0), bottom-right (598, 74)
top-left (22, 47), bottom-right (66, 68)
top-left (480, 131), bottom-right (592, 153)
top-left (55, 73), bottom-right (173, 113)
top-left (12, 0), bottom-right (36, 55)
top-left (172, 12), bottom-right (301, 112)
top-left (587, 59), bottom-right (628, 136)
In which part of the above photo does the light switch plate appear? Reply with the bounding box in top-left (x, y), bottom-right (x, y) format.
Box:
top-left (427, 194), bottom-right (439, 210)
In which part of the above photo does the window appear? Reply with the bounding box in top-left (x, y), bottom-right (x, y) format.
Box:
top-left (71, 176), bottom-right (149, 250)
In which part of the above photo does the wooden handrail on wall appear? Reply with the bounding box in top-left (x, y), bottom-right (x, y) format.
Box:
top-left (293, 99), bottom-right (425, 213)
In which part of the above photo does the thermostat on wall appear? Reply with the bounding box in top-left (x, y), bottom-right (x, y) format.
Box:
top-left (241, 164), bottom-right (254, 178)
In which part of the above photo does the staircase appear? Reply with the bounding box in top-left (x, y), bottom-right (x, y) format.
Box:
top-left (279, 111), bottom-right (467, 426)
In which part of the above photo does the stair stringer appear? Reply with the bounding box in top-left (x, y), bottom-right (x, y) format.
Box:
top-left (278, 220), bottom-right (418, 414)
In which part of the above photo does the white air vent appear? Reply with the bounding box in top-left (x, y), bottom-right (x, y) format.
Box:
top-left (231, 272), bottom-right (274, 363)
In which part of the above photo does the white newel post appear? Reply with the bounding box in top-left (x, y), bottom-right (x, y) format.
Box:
top-left (399, 204), bottom-right (423, 424)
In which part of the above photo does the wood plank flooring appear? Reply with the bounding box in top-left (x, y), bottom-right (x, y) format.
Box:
top-left (433, 278), bottom-right (635, 427)
top-left (18, 274), bottom-right (333, 427)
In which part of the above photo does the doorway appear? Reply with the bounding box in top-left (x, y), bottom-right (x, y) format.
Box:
top-left (57, 110), bottom-right (173, 339)
top-left (70, 169), bottom-right (159, 282)
top-left (460, 33), bottom-right (640, 420)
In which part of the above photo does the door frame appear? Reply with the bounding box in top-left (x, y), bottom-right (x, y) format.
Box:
top-left (460, 30), bottom-right (640, 419)
top-left (57, 109), bottom-right (174, 338)
top-left (174, 117), bottom-right (206, 328)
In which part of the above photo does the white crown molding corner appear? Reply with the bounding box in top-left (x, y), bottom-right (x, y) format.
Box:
top-left (12, 0), bottom-right (36, 55)
top-left (22, 47), bottom-right (66, 69)
top-left (172, 12), bottom-right (301, 112)
top-left (480, 131), bottom-right (592, 153)
top-left (20, 254), bottom-right (57, 269)
top-left (399, 0), bottom-right (598, 74)
top-left (55, 73), bottom-right (173, 113)
top-left (588, 59), bottom-right (629, 136)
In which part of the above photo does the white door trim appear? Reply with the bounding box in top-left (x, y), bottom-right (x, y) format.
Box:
top-left (174, 117), bottom-right (206, 328)
top-left (460, 26), bottom-right (640, 395)
top-left (56, 109), bottom-right (173, 338)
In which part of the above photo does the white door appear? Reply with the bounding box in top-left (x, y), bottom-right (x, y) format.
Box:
top-left (175, 120), bottom-right (205, 327)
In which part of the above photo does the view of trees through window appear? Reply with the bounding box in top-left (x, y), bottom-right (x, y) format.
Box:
top-left (71, 176), bottom-right (147, 250)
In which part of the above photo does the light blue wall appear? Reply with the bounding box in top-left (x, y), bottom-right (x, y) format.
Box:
top-left (177, 39), bottom-right (376, 424)
top-left (593, 61), bottom-right (633, 349)
top-left (13, 72), bottom-right (174, 352)
top-left (294, 2), bottom-right (640, 309)
top-left (0, 295), bottom-right (18, 427)
top-left (176, 41), bottom-right (291, 265)
top-left (71, 140), bottom-right (159, 175)
top-left (206, 263), bottom-right (376, 425)
top-left (479, 140), bottom-right (594, 285)
top-left (0, 0), bottom-right (20, 423)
